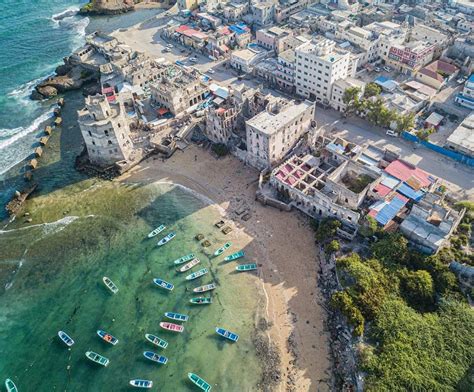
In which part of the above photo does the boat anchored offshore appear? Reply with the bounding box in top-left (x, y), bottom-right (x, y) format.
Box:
top-left (164, 312), bottom-right (189, 322)
top-left (224, 250), bottom-right (244, 261)
top-left (188, 373), bottom-right (212, 391)
top-left (5, 379), bottom-right (18, 392)
top-left (190, 297), bottom-right (212, 305)
top-left (159, 322), bottom-right (184, 333)
top-left (157, 232), bottom-right (176, 247)
top-left (102, 277), bottom-right (118, 294)
top-left (58, 330), bottom-right (74, 347)
top-left (193, 283), bottom-right (217, 293)
top-left (179, 258), bottom-right (200, 272)
top-left (143, 351), bottom-right (168, 364)
top-left (153, 278), bottom-right (174, 291)
top-left (129, 379), bottom-right (153, 389)
top-left (236, 263), bottom-right (257, 272)
top-left (213, 242), bottom-right (231, 256)
top-left (215, 327), bottom-right (239, 342)
top-left (85, 351), bottom-right (110, 367)
top-left (145, 334), bottom-right (168, 349)
top-left (173, 253), bottom-right (195, 265)
top-left (186, 268), bottom-right (208, 281)
top-left (97, 330), bottom-right (119, 345)
top-left (147, 224), bottom-right (166, 238)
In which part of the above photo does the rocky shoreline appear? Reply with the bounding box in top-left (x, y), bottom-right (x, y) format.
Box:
top-left (79, 0), bottom-right (136, 16)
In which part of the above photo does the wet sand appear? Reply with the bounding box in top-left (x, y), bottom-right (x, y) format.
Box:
top-left (121, 145), bottom-right (332, 391)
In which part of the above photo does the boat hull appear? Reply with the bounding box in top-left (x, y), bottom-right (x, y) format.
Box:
top-left (129, 379), bottom-right (153, 388)
top-left (188, 373), bottom-right (212, 391)
top-left (145, 333), bottom-right (168, 349)
top-left (58, 330), bottom-right (74, 347)
top-left (160, 322), bottom-right (184, 333)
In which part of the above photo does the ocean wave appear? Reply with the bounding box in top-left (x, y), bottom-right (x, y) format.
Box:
top-left (7, 73), bottom-right (55, 102)
top-left (51, 6), bottom-right (80, 26)
top-left (0, 215), bottom-right (83, 236)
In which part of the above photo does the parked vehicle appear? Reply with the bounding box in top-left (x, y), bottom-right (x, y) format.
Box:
top-left (383, 66), bottom-right (391, 72)
top-left (166, 44), bottom-right (174, 48)
top-left (386, 130), bottom-right (398, 137)
top-left (374, 67), bottom-right (381, 72)
top-left (207, 69), bottom-right (215, 74)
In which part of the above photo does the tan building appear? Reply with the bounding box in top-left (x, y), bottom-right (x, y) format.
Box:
top-left (78, 94), bottom-right (134, 166)
top-left (245, 99), bottom-right (315, 169)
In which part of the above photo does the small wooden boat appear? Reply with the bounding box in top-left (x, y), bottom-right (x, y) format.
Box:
top-left (185, 268), bottom-right (208, 281)
top-left (193, 283), bottom-right (216, 293)
top-left (85, 351), bottom-right (109, 367)
top-left (236, 263), bottom-right (257, 272)
top-left (58, 330), bottom-right (74, 347)
top-left (129, 379), bottom-right (153, 389)
top-left (173, 253), bottom-right (195, 265)
top-left (214, 220), bottom-right (225, 228)
top-left (147, 224), bottom-right (166, 238)
top-left (5, 379), bottom-right (18, 392)
top-left (102, 276), bottom-right (118, 294)
top-left (195, 234), bottom-right (204, 241)
top-left (97, 330), bottom-right (118, 345)
top-left (213, 242), bottom-right (231, 256)
top-left (159, 322), bottom-right (184, 333)
top-left (188, 373), bottom-right (212, 391)
top-left (145, 333), bottom-right (168, 349)
top-left (153, 278), bottom-right (174, 291)
top-left (224, 250), bottom-right (244, 262)
top-left (179, 258), bottom-right (200, 272)
top-left (157, 232), bottom-right (176, 247)
top-left (190, 297), bottom-right (212, 305)
top-left (164, 312), bottom-right (189, 322)
top-left (216, 327), bottom-right (239, 342)
top-left (143, 351), bottom-right (168, 364)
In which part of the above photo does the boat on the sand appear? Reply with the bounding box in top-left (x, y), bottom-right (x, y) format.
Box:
top-left (85, 351), bottom-right (109, 367)
top-left (193, 283), bottom-right (216, 293)
top-left (58, 330), bottom-right (74, 347)
top-left (147, 224), bottom-right (166, 238)
top-left (153, 278), bottom-right (174, 291)
top-left (159, 322), bottom-right (184, 333)
top-left (186, 268), bottom-right (208, 281)
top-left (188, 373), bottom-right (212, 391)
top-left (224, 250), bottom-right (244, 261)
top-left (215, 327), bottom-right (239, 342)
top-left (179, 258), bottom-right (200, 272)
top-left (97, 330), bottom-right (118, 345)
top-left (157, 232), bottom-right (176, 247)
top-left (145, 333), bottom-right (168, 349)
top-left (235, 263), bottom-right (257, 272)
top-left (213, 242), bottom-right (231, 256)
top-left (173, 253), bottom-right (195, 265)
top-left (102, 276), bottom-right (118, 294)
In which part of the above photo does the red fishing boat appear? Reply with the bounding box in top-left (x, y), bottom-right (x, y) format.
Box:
top-left (159, 322), bottom-right (184, 333)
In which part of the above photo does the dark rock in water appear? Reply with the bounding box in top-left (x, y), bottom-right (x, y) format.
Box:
top-left (55, 64), bottom-right (73, 76)
top-left (79, 0), bottom-right (135, 15)
top-left (30, 89), bottom-right (47, 101)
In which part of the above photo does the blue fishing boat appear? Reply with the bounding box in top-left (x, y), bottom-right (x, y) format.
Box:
top-left (164, 312), bottom-right (189, 322)
top-left (215, 327), bottom-right (239, 342)
top-left (129, 379), bottom-right (153, 389)
top-left (153, 278), bottom-right (174, 291)
top-left (235, 263), bottom-right (257, 272)
top-left (143, 351), bottom-right (168, 365)
top-left (185, 268), bottom-right (208, 281)
top-left (147, 224), bottom-right (166, 238)
top-left (224, 250), bottom-right (244, 261)
top-left (157, 232), bottom-right (176, 247)
top-left (188, 373), bottom-right (212, 391)
top-left (58, 330), bottom-right (74, 347)
top-left (173, 253), bottom-right (195, 265)
top-left (97, 330), bottom-right (119, 345)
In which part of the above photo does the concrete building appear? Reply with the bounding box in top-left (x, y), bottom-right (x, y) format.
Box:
top-left (410, 24), bottom-right (449, 48)
top-left (386, 40), bottom-right (435, 75)
top-left (295, 37), bottom-right (357, 104)
top-left (335, 24), bottom-right (380, 66)
top-left (78, 94), bottom-right (134, 166)
top-left (446, 112), bottom-right (474, 157)
top-left (205, 95), bottom-right (243, 144)
top-left (364, 21), bottom-right (407, 63)
top-left (455, 74), bottom-right (474, 110)
top-left (150, 67), bottom-right (209, 115)
top-left (251, 1), bottom-right (275, 28)
top-left (415, 60), bottom-right (459, 90)
top-left (246, 99), bottom-right (315, 169)
top-left (274, 0), bottom-right (312, 23)
top-left (230, 48), bottom-right (268, 73)
top-left (256, 26), bottom-right (293, 53)
top-left (330, 77), bottom-right (365, 112)
top-left (275, 49), bottom-right (296, 92)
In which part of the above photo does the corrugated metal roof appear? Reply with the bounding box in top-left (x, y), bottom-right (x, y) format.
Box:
top-left (397, 182), bottom-right (424, 201)
top-left (384, 160), bottom-right (434, 188)
top-left (371, 195), bottom-right (407, 226)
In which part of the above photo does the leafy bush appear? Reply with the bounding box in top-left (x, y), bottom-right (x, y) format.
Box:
top-left (326, 239), bottom-right (340, 254)
top-left (331, 291), bottom-right (365, 336)
top-left (211, 143), bottom-right (229, 157)
top-left (315, 218), bottom-right (341, 242)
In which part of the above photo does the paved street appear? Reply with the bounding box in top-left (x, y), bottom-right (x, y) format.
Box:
top-left (314, 107), bottom-right (474, 200)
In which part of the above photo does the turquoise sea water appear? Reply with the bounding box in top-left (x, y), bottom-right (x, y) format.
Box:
top-left (0, 181), bottom-right (262, 391)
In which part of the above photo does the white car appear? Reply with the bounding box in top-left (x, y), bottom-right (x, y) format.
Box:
top-left (383, 66), bottom-right (391, 72)
top-left (386, 130), bottom-right (398, 137)
top-left (207, 69), bottom-right (215, 74)
top-left (374, 67), bottom-right (381, 72)
top-left (189, 57), bottom-right (198, 63)
top-left (166, 44), bottom-right (174, 49)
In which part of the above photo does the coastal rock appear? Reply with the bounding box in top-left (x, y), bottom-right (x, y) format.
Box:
top-left (55, 64), bottom-right (73, 76)
top-left (34, 85), bottom-right (58, 100)
top-left (79, 0), bottom-right (135, 15)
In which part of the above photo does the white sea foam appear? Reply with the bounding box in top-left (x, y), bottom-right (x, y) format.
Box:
top-left (0, 215), bottom-right (82, 236)
top-left (51, 6), bottom-right (80, 26)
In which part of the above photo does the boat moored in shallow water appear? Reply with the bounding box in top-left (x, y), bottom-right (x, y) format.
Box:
top-left (145, 334), bottom-right (168, 349)
top-left (213, 242), bottom-right (231, 256)
top-left (58, 330), bottom-right (74, 347)
top-left (85, 351), bottom-right (109, 367)
top-left (224, 250), bottom-right (244, 261)
top-left (193, 283), bottom-right (216, 293)
top-left (97, 330), bottom-right (118, 345)
top-left (179, 258), bottom-right (200, 272)
top-left (160, 322), bottom-right (184, 333)
top-left (186, 268), bottom-right (208, 281)
top-left (188, 373), bottom-right (212, 391)
top-left (157, 232), bottom-right (176, 246)
top-left (215, 327), bottom-right (239, 342)
top-left (190, 297), bottom-right (212, 305)
top-left (5, 379), bottom-right (18, 392)
top-left (147, 224), bottom-right (166, 238)
top-left (153, 278), bottom-right (174, 291)
top-left (102, 277), bottom-right (118, 294)
top-left (173, 253), bottom-right (195, 265)
top-left (143, 351), bottom-right (168, 364)
top-left (164, 312), bottom-right (189, 322)
top-left (129, 379), bottom-right (153, 389)
top-left (235, 263), bottom-right (257, 272)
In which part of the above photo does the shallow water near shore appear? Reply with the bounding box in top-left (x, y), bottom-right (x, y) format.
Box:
top-left (0, 180), bottom-right (263, 391)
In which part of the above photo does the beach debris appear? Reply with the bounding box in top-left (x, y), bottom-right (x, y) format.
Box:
top-left (54, 117), bottom-right (62, 126)
top-left (58, 97), bottom-right (65, 107)
top-left (214, 220), bottom-right (225, 228)
top-left (221, 226), bottom-right (232, 235)
top-left (44, 126), bottom-right (53, 135)
top-left (195, 234), bottom-right (204, 241)
top-left (28, 159), bottom-right (38, 169)
top-left (6, 184), bottom-right (38, 216)
top-left (201, 240), bottom-right (211, 247)
top-left (34, 147), bottom-right (43, 157)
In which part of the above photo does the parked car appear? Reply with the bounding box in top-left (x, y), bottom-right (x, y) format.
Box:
top-left (189, 57), bottom-right (198, 63)
top-left (457, 77), bottom-right (466, 84)
top-left (180, 49), bottom-right (186, 53)
top-left (374, 67), bottom-right (382, 72)
top-left (166, 44), bottom-right (174, 49)
top-left (383, 66), bottom-right (391, 72)
top-left (386, 129), bottom-right (398, 137)
top-left (207, 69), bottom-right (215, 74)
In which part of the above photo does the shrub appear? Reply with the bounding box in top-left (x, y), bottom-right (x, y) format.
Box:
top-left (326, 239), bottom-right (340, 254)
top-left (331, 291), bottom-right (365, 336)
top-left (211, 143), bottom-right (229, 157)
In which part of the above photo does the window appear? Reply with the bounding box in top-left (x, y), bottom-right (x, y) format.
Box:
top-left (108, 140), bottom-right (112, 145)
top-left (92, 141), bottom-right (96, 146)
top-left (88, 131), bottom-right (92, 137)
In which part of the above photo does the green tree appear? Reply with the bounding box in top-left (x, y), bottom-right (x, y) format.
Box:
top-left (363, 82), bottom-right (382, 98)
top-left (315, 218), bottom-right (341, 242)
top-left (326, 239), bottom-right (340, 253)
top-left (342, 86), bottom-right (361, 116)
top-left (400, 269), bottom-right (435, 310)
top-left (331, 291), bottom-right (365, 336)
top-left (395, 112), bottom-right (415, 133)
top-left (371, 233), bottom-right (409, 266)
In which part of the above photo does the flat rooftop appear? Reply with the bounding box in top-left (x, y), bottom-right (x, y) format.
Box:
top-left (446, 113), bottom-right (474, 154)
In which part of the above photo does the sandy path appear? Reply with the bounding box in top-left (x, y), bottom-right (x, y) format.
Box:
top-left (120, 145), bottom-right (332, 391)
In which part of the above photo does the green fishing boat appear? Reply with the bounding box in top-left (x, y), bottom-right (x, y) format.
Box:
top-left (173, 253), bottom-right (196, 265)
top-left (85, 351), bottom-right (109, 367)
top-left (145, 333), bottom-right (168, 349)
top-left (185, 268), bottom-right (208, 281)
top-left (213, 242), bottom-right (231, 256)
top-left (224, 250), bottom-right (244, 261)
top-left (189, 297), bottom-right (212, 305)
top-left (5, 379), bottom-right (18, 392)
top-left (188, 373), bottom-right (212, 391)
top-left (236, 263), bottom-right (257, 272)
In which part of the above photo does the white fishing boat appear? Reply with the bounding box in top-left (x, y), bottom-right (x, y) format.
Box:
top-left (147, 224), bottom-right (166, 238)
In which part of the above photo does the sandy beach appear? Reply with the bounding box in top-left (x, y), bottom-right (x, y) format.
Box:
top-left (121, 145), bottom-right (332, 391)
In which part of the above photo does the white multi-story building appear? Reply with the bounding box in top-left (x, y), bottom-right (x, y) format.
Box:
top-left (330, 77), bottom-right (365, 112)
top-left (335, 25), bottom-right (379, 66)
top-left (455, 74), bottom-right (474, 110)
top-left (295, 37), bottom-right (357, 104)
top-left (275, 49), bottom-right (296, 92)
top-left (245, 99), bottom-right (315, 169)
top-left (78, 94), bottom-right (134, 166)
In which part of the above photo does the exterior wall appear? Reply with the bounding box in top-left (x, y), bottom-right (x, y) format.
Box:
top-left (78, 94), bottom-right (133, 166)
top-left (205, 103), bottom-right (242, 143)
top-left (386, 43), bottom-right (434, 75)
top-left (151, 80), bottom-right (209, 115)
top-left (275, 53), bottom-right (295, 92)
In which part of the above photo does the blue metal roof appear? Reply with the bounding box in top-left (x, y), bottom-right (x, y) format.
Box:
top-left (374, 196), bottom-right (407, 226)
top-left (397, 182), bottom-right (424, 201)
top-left (375, 76), bottom-right (389, 83)
top-left (468, 74), bottom-right (474, 83)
